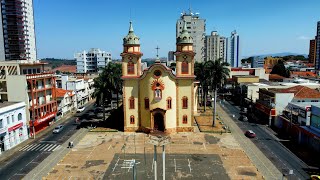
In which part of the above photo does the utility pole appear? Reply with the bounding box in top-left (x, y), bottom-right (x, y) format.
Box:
top-left (162, 145), bottom-right (165, 180)
top-left (154, 145), bottom-right (157, 180)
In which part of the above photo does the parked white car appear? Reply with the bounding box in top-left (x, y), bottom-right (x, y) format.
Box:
top-left (77, 106), bottom-right (85, 113)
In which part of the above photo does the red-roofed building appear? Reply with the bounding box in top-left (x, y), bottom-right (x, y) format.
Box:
top-left (291, 71), bottom-right (317, 78)
top-left (56, 88), bottom-right (76, 117)
top-left (52, 65), bottom-right (76, 74)
top-left (255, 86), bottom-right (320, 126)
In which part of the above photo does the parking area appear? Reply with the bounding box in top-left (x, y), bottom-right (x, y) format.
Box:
top-left (44, 132), bottom-right (263, 179)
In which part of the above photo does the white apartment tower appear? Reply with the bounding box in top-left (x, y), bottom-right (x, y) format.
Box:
top-left (205, 31), bottom-right (227, 62)
top-left (0, 0), bottom-right (37, 61)
top-left (176, 9), bottom-right (205, 62)
top-left (226, 30), bottom-right (240, 67)
top-left (75, 48), bottom-right (112, 73)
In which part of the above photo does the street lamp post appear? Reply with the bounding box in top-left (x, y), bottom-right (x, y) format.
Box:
top-left (148, 134), bottom-right (171, 180)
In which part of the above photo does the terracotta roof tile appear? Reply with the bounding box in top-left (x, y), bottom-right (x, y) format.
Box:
top-left (291, 71), bottom-right (316, 77)
top-left (52, 65), bottom-right (76, 73)
top-left (273, 85), bottom-right (320, 99)
top-left (56, 88), bottom-right (74, 98)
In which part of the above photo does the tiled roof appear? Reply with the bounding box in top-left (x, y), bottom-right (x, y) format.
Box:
top-left (274, 85), bottom-right (320, 99)
top-left (52, 65), bottom-right (76, 73)
top-left (269, 74), bottom-right (285, 79)
top-left (291, 71), bottom-right (316, 77)
top-left (56, 88), bottom-right (74, 98)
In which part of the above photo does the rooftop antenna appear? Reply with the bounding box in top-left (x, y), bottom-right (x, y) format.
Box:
top-left (188, 4), bottom-right (192, 15)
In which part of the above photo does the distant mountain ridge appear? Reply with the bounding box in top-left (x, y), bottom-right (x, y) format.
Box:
top-left (245, 52), bottom-right (308, 58)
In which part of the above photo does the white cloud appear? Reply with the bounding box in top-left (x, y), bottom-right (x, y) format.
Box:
top-left (297, 35), bottom-right (310, 40)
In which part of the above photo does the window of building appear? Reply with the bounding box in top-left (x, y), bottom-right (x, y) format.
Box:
top-left (11, 115), bottom-right (14, 123)
top-left (183, 115), bottom-right (188, 124)
top-left (130, 115), bottom-right (135, 124)
top-left (127, 61), bottom-right (134, 74)
top-left (129, 97), bottom-right (135, 109)
top-left (0, 119), bottom-right (3, 128)
top-left (18, 113), bottom-right (22, 121)
top-left (7, 116), bottom-right (9, 125)
top-left (145, 98), bottom-right (149, 109)
top-left (182, 61), bottom-right (188, 74)
top-left (182, 96), bottom-right (188, 109)
top-left (167, 97), bottom-right (172, 109)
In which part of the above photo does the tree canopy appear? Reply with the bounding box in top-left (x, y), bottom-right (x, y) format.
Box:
top-left (270, 60), bottom-right (290, 78)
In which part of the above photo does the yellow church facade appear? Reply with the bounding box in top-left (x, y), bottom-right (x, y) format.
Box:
top-left (121, 22), bottom-right (198, 133)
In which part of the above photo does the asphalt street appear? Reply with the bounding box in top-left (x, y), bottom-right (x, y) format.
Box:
top-left (0, 103), bottom-right (94, 180)
top-left (221, 100), bottom-right (309, 179)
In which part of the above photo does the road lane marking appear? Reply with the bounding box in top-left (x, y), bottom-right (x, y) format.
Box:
top-left (43, 144), bottom-right (55, 151)
top-left (24, 144), bottom-right (38, 151)
top-left (39, 144), bottom-right (50, 151)
top-left (52, 145), bottom-right (61, 151)
top-left (19, 144), bottom-right (32, 151)
top-left (34, 144), bottom-right (45, 151)
top-left (28, 144), bottom-right (41, 151)
top-left (47, 144), bottom-right (58, 151)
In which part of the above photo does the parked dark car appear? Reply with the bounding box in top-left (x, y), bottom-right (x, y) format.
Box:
top-left (238, 115), bottom-right (248, 121)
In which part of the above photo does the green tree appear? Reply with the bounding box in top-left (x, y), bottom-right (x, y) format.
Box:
top-left (270, 60), bottom-right (290, 78)
top-left (205, 59), bottom-right (230, 127)
top-left (195, 62), bottom-right (208, 111)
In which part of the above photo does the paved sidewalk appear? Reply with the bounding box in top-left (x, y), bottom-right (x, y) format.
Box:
top-left (216, 103), bottom-right (282, 179)
top-left (23, 128), bottom-right (88, 180)
top-left (43, 131), bottom-right (263, 179)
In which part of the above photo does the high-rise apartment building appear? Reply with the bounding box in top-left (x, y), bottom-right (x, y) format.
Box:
top-left (204, 31), bottom-right (226, 61)
top-left (0, 0), bottom-right (37, 61)
top-left (176, 10), bottom-right (205, 62)
top-left (75, 48), bottom-right (111, 73)
top-left (219, 36), bottom-right (227, 62)
top-left (226, 30), bottom-right (240, 67)
top-left (309, 38), bottom-right (316, 64)
top-left (168, 51), bottom-right (175, 61)
top-left (315, 21), bottom-right (320, 70)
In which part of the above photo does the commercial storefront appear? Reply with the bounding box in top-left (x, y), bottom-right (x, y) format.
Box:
top-left (0, 102), bottom-right (28, 154)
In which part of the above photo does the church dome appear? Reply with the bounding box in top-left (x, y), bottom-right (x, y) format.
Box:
top-left (177, 21), bottom-right (193, 44)
top-left (123, 21), bottom-right (140, 46)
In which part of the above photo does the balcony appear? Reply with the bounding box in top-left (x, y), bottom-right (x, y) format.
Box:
top-left (26, 72), bottom-right (54, 79)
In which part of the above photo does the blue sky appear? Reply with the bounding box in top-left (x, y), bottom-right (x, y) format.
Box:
top-left (33, 0), bottom-right (320, 59)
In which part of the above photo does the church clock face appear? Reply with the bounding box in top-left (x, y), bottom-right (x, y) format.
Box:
top-left (183, 55), bottom-right (188, 60)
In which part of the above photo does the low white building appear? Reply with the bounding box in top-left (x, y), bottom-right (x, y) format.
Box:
top-left (56, 89), bottom-right (76, 117)
top-left (0, 102), bottom-right (28, 154)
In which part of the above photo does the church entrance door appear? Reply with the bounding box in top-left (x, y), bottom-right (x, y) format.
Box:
top-left (154, 113), bottom-right (165, 131)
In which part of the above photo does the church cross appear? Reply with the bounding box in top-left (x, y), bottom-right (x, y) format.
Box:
top-left (155, 46), bottom-right (160, 58)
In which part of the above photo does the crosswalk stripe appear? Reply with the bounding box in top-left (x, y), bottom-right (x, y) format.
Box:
top-left (29, 144), bottom-right (41, 151)
top-left (39, 144), bottom-right (50, 151)
top-left (24, 144), bottom-right (38, 151)
top-left (47, 144), bottom-right (58, 151)
top-left (19, 144), bottom-right (32, 151)
top-left (52, 145), bottom-right (61, 152)
top-left (44, 144), bottom-right (55, 151)
top-left (34, 144), bottom-right (45, 151)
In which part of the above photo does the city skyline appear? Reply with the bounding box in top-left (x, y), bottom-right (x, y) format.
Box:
top-left (34, 0), bottom-right (320, 59)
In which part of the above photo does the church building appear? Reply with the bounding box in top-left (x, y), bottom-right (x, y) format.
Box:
top-left (121, 21), bottom-right (198, 132)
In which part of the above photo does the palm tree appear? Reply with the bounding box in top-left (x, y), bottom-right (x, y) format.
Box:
top-left (205, 59), bottom-right (230, 127)
top-left (93, 68), bottom-right (109, 121)
top-left (195, 62), bottom-right (208, 112)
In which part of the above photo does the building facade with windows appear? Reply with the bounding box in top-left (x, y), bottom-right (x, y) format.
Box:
top-left (0, 61), bottom-right (57, 136)
top-left (176, 10), bottom-right (205, 62)
top-left (0, 101), bottom-right (28, 154)
top-left (122, 22), bottom-right (197, 132)
top-left (75, 48), bottom-right (112, 73)
top-left (315, 21), bottom-right (320, 70)
top-left (226, 30), bottom-right (240, 67)
top-left (204, 31), bottom-right (227, 62)
top-left (309, 38), bottom-right (317, 65)
top-left (0, 0), bottom-right (37, 61)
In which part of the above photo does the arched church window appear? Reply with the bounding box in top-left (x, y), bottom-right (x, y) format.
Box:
top-left (127, 61), bottom-right (134, 74)
top-left (182, 96), bottom-right (188, 109)
top-left (183, 115), bottom-right (188, 124)
top-left (154, 89), bottom-right (162, 100)
top-left (129, 97), bottom-right (134, 109)
top-left (182, 60), bottom-right (188, 74)
top-left (167, 97), bottom-right (172, 109)
top-left (130, 115), bottom-right (135, 124)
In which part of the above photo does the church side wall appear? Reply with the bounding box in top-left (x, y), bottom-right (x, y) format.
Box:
top-left (123, 80), bottom-right (139, 131)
